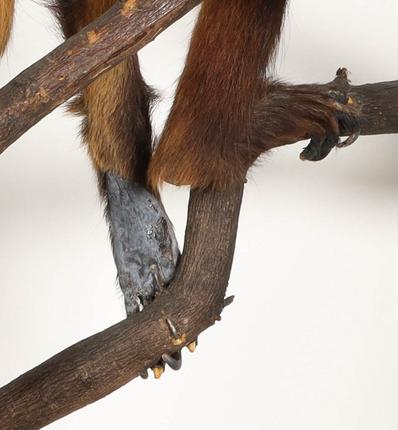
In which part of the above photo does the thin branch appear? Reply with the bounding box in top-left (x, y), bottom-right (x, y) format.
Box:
top-left (289, 70), bottom-right (398, 136)
top-left (0, 184), bottom-right (244, 430)
top-left (0, 0), bottom-right (200, 154)
top-left (255, 72), bottom-right (398, 155)
top-left (0, 0), bottom-right (396, 156)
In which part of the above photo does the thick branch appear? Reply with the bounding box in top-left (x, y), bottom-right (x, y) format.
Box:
top-left (0, 0), bottom-right (200, 154)
top-left (0, 184), bottom-right (244, 430)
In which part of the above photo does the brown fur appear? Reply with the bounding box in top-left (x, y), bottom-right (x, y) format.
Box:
top-left (250, 81), bottom-right (358, 150)
top-left (149, 0), bottom-right (288, 190)
top-left (0, 0), bottom-right (14, 56)
top-left (51, 0), bottom-right (153, 186)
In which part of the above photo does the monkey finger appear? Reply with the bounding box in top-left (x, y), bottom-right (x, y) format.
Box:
top-left (300, 130), bottom-right (339, 162)
top-left (140, 369), bottom-right (149, 380)
top-left (162, 350), bottom-right (183, 371)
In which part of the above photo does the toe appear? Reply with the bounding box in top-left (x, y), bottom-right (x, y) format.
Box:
top-left (300, 130), bottom-right (339, 162)
top-left (162, 350), bottom-right (183, 371)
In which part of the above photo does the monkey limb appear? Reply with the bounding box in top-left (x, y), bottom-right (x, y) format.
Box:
top-left (149, 1), bottom-right (360, 190)
top-left (251, 79), bottom-right (361, 161)
top-left (0, 0), bottom-right (14, 55)
top-left (149, 0), bottom-right (288, 189)
top-left (50, 0), bottom-right (153, 185)
top-left (51, 0), bottom-right (181, 374)
top-left (105, 173), bottom-right (179, 315)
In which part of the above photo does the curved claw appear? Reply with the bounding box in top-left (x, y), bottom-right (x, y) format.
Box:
top-left (162, 351), bottom-right (182, 371)
top-left (335, 110), bottom-right (361, 148)
top-left (337, 130), bottom-right (360, 148)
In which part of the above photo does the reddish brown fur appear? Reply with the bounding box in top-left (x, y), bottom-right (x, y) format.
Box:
top-left (0, 0), bottom-right (14, 56)
top-left (51, 0), bottom-right (153, 186)
top-left (250, 81), bottom-right (359, 150)
top-left (149, 0), bottom-right (288, 189)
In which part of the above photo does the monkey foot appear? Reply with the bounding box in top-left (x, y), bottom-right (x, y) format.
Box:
top-left (106, 173), bottom-right (198, 378)
top-left (255, 77), bottom-right (361, 161)
top-left (106, 173), bottom-right (179, 315)
top-left (138, 341), bottom-right (197, 379)
top-left (148, 340), bottom-right (198, 379)
top-left (146, 296), bottom-right (233, 378)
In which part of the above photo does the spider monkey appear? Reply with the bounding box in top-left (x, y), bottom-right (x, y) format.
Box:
top-left (0, 0), bottom-right (358, 375)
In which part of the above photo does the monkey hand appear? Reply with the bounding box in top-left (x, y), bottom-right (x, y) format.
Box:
top-left (252, 80), bottom-right (361, 161)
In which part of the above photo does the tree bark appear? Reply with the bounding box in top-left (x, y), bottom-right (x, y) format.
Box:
top-left (0, 0), bottom-right (398, 155)
top-left (1, 1), bottom-right (398, 429)
top-left (0, 0), bottom-right (200, 155)
top-left (292, 69), bottom-right (398, 136)
top-left (0, 184), bottom-right (244, 430)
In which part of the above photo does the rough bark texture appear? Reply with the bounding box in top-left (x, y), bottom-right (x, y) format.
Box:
top-left (0, 185), bottom-right (244, 430)
top-left (0, 0), bottom-right (200, 155)
top-left (292, 69), bottom-right (398, 136)
top-left (1, 1), bottom-right (398, 429)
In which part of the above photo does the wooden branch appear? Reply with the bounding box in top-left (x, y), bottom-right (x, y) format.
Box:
top-left (0, 0), bottom-right (200, 155)
top-left (339, 81), bottom-right (398, 135)
top-left (0, 184), bottom-right (244, 430)
top-left (0, 1), bottom-right (396, 428)
top-left (289, 70), bottom-right (398, 136)
top-left (0, 0), bottom-right (396, 156)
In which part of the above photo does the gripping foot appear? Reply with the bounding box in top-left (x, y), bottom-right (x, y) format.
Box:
top-left (106, 173), bottom-right (195, 378)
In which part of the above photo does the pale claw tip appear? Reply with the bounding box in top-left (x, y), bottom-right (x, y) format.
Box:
top-left (153, 365), bottom-right (165, 379)
top-left (187, 340), bottom-right (197, 353)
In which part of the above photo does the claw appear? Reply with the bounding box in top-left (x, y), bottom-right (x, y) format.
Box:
top-left (152, 364), bottom-right (165, 379)
top-left (337, 131), bottom-right (360, 148)
top-left (149, 264), bottom-right (163, 292)
top-left (187, 340), bottom-right (197, 353)
top-left (162, 351), bottom-right (182, 371)
top-left (165, 318), bottom-right (179, 340)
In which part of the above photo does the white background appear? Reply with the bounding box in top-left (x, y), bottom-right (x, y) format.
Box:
top-left (1, 1), bottom-right (398, 429)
